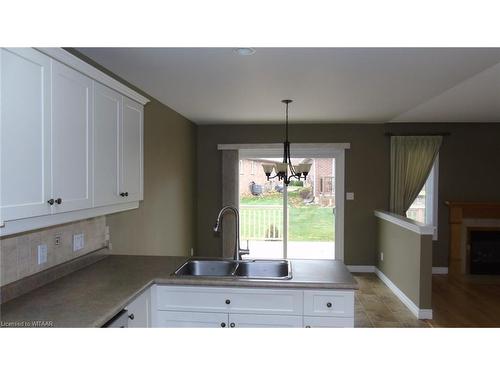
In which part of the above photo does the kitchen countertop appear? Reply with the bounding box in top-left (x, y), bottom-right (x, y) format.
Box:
top-left (0, 255), bottom-right (358, 328)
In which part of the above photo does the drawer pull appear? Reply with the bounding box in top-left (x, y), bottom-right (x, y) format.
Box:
top-left (305, 325), bottom-right (311, 328)
top-left (230, 323), bottom-right (235, 328)
top-left (128, 313), bottom-right (135, 320)
top-left (221, 322), bottom-right (226, 327)
top-left (47, 199), bottom-right (55, 205)
top-left (225, 299), bottom-right (231, 305)
top-left (326, 302), bottom-right (332, 308)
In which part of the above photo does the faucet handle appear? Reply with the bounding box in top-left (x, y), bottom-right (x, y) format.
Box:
top-left (239, 248), bottom-right (250, 256)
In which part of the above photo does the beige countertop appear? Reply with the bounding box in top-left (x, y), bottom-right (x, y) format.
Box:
top-left (0, 255), bottom-right (358, 328)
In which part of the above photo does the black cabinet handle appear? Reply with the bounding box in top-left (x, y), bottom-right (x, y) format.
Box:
top-left (120, 192), bottom-right (125, 197)
top-left (47, 199), bottom-right (55, 205)
top-left (220, 322), bottom-right (226, 327)
top-left (120, 192), bottom-right (129, 197)
top-left (225, 299), bottom-right (231, 305)
top-left (55, 198), bottom-right (62, 204)
top-left (230, 323), bottom-right (235, 328)
top-left (326, 302), bottom-right (332, 308)
top-left (125, 192), bottom-right (129, 197)
top-left (305, 325), bottom-right (311, 328)
top-left (128, 313), bottom-right (135, 320)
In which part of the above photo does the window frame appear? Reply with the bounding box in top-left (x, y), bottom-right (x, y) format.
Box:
top-left (408, 154), bottom-right (439, 240)
top-left (426, 155), bottom-right (439, 240)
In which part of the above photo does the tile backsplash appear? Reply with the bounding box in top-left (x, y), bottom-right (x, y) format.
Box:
top-left (0, 217), bottom-right (107, 286)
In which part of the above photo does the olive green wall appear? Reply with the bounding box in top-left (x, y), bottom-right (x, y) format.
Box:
top-left (67, 49), bottom-right (197, 256)
top-left (376, 218), bottom-right (433, 309)
top-left (196, 123), bottom-right (500, 266)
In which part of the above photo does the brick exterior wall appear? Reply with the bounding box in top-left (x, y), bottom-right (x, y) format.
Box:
top-left (239, 158), bottom-right (335, 203)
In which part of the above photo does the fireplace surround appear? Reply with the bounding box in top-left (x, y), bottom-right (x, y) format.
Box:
top-left (446, 202), bottom-right (500, 274)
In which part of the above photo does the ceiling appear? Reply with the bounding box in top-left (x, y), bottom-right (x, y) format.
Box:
top-left (77, 48), bottom-right (500, 125)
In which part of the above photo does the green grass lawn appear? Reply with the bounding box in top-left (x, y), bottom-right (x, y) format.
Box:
top-left (240, 191), bottom-right (335, 241)
top-left (289, 206), bottom-right (335, 241)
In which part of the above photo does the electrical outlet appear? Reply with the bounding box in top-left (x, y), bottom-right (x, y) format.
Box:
top-left (37, 244), bottom-right (48, 265)
top-left (54, 234), bottom-right (62, 247)
top-left (380, 252), bottom-right (384, 261)
top-left (73, 233), bottom-right (84, 252)
top-left (346, 192), bottom-right (355, 200)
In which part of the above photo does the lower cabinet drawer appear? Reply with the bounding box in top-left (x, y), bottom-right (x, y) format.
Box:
top-left (157, 286), bottom-right (230, 312)
top-left (304, 290), bottom-right (354, 317)
top-left (229, 314), bottom-right (302, 328)
top-left (156, 311), bottom-right (228, 328)
top-left (303, 316), bottom-right (354, 328)
top-left (156, 285), bottom-right (303, 315)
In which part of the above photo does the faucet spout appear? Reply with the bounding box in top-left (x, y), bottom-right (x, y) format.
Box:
top-left (213, 205), bottom-right (249, 260)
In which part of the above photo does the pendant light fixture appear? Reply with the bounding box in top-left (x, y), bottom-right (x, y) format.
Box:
top-left (262, 100), bottom-right (312, 185)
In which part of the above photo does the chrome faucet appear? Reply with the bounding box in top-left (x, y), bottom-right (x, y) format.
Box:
top-left (213, 205), bottom-right (250, 260)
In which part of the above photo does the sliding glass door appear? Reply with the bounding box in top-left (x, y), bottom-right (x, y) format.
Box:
top-left (237, 147), bottom-right (343, 260)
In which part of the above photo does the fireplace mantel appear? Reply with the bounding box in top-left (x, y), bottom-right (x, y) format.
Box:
top-left (446, 201), bottom-right (500, 274)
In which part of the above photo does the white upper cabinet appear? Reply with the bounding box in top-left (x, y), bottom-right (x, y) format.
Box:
top-left (93, 84), bottom-right (144, 206)
top-left (0, 48), bottom-right (52, 222)
top-left (121, 97), bottom-right (143, 201)
top-left (0, 48), bottom-right (147, 235)
top-left (93, 82), bottom-right (121, 207)
top-left (51, 60), bottom-right (93, 213)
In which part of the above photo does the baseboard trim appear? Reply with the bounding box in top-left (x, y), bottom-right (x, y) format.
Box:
top-left (374, 268), bottom-right (433, 320)
top-left (432, 267), bottom-right (448, 274)
top-left (347, 265), bottom-right (376, 273)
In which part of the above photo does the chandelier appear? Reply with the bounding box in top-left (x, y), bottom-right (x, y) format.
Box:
top-left (262, 100), bottom-right (312, 185)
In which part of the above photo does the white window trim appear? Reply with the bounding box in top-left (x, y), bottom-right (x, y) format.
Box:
top-left (426, 155), bottom-right (439, 240)
top-left (239, 160), bottom-right (244, 175)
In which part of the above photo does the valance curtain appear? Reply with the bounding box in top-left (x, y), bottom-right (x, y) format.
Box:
top-left (389, 136), bottom-right (442, 216)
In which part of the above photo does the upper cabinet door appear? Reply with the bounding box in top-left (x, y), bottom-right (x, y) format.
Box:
top-left (0, 48), bottom-right (52, 222)
top-left (121, 96), bottom-right (143, 201)
top-left (51, 60), bottom-right (93, 213)
top-left (93, 82), bottom-right (121, 207)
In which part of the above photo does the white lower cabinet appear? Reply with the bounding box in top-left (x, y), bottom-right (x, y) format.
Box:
top-left (125, 288), bottom-right (151, 328)
top-left (157, 311), bottom-right (228, 328)
top-left (151, 285), bottom-right (354, 328)
top-left (230, 313), bottom-right (302, 328)
top-left (303, 316), bottom-right (354, 328)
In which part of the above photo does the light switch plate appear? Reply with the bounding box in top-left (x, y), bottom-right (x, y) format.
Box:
top-left (346, 192), bottom-right (355, 200)
top-left (73, 233), bottom-right (84, 252)
top-left (37, 244), bottom-right (48, 265)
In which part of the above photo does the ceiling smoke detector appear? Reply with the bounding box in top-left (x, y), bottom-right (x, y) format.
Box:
top-left (234, 48), bottom-right (256, 56)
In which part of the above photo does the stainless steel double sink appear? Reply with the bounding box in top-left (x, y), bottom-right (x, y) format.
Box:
top-left (173, 258), bottom-right (292, 280)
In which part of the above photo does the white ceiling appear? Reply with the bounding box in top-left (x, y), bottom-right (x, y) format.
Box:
top-left (77, 48), bottom-right (500, 125)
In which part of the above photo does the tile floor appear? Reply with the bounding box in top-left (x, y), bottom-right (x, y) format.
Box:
top-left (353, 273), bottom-right (430, 328)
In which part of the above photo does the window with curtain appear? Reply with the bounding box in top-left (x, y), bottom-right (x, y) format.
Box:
top-left (390, 135), bottom-right (442, 239)
top-left (406, 155), bottom-right (439, 239)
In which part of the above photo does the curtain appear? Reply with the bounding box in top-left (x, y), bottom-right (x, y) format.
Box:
top-left (390, 136), bottom-right (442, 216)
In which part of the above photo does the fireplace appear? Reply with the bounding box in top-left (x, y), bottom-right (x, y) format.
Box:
top-left (469, 230), bottom-right (500, 275)
top-left (446, 202), bottom-right (500, 274)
